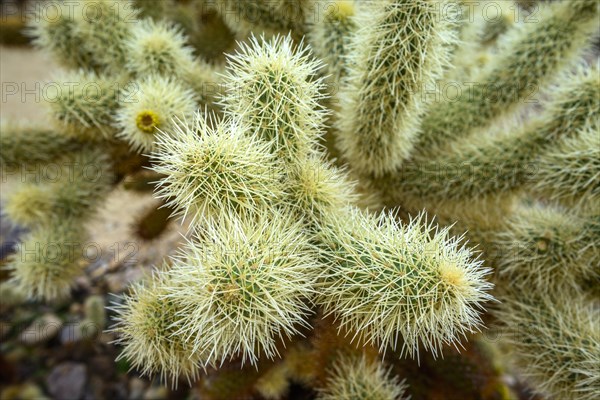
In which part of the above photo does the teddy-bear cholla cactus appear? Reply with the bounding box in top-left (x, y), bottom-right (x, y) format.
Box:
top-left (3, 0), bottom-right (216, 303)
top-left (317, 208), bottom-right (492, 358)
top-left (411, 0), bottom-right (599, 157)
top-left (10, 0), bottom-right (598, 397)
top-left (5, 148), bottom-right (113, 300)
top-left (111, 33), bottom-right (492, 387)
top-left (336, 0), bottom-right (457, 177)
top-left (317, 352), bottom-right (409, 400)
top-left (494, 204), bottom-right (600, 293)
top-left (495, 293), bottom-right (600, 400)
top-left (389, 67), bottom-right (600, 203)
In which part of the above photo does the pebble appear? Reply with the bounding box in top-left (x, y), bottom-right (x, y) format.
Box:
top-left (19, 313), bottom-right (62, 345)
top-left (47, 362), bottom-right (87, 400)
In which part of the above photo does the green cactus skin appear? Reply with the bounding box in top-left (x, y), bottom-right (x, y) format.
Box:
top-left (384, 67), bottom-right (600, 202)
top-left (317, 207), bottom-right (493, 359)
top-left (49, 71), bottom-right (122, 140)
top-left (495, 292), bottom-right (600, 400)
top-left (532, 121), bottom-right (600, 206)
top-left (150, 112), bottom-right (286, 224)
top-left (494, 203), bottom-right (600, 293)
top-left (413, 0), bottom-right (599, 157)
top-left (4, 149), bottom-right (113, 227)
top-left (111, 275), bottom-right (205, 388)
top-left (7, 218), bottom-right (88, 301)
top-left (115, 75), bottom-right (198, 153)
top-left (336, 0), bottom-right (457, 177)
top-left (0, 123), bottom-right (83, 166)
top-left (160, 210), bottom-right (318, 368)
top-left (220, 34), bottom-right (327, 162)
top-left (306, 0), bottom-right (357, 84)
top-left (317, 352), bottom-right (409, 400)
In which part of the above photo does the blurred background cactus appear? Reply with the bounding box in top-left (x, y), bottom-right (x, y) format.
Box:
top-left (0, 0), bottom-right (598, 399)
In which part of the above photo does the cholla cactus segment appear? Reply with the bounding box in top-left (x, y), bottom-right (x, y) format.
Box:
top-left (336, 0), bottom-right (457, 177)
top-left (73, 0), bottom-right (139, 74)
top-left (532, 121), bottom-right (600, 205)
top-left (254, 362), bottom-right (291, 399)
top-left (125, 18), bottom-right (196, 77)
top-left (115, 75), bottom-right (198, 153)
top-left (415, 0), bottom-right (600, 156)
top-left (307, 0), bottom-right (356, 83)
top-left (111, 276), bottom-right (204, 388)
top-left (214, 0), bottom-right (313, 37)
top-left (286, 154), bottom-right (359, 225)
top-left (318, 208), bottom-right (493, 358)
top-left (496, 293), bottom-right (600, 400)
top-left (317, 353), bottom-right (409, 400)
top-left (495, 203), bottom-right (600, 292)
top-left (0, 123), bottom-right (82, 166)
top-left (4, 148), bottom-right (113, 226)
top-left (7, 218), bottom-right (88, 301)
top-left (392, 67), bottom-right (600, 202)
top-left (221, 34), bottom-right (327, 160)
top-left (162, 210), bottom-right (319, 367)
top-left (150, 112), bottom-right (286, 224)
top-left (49, 71), bottom-right (121, 140)
top-left (26, 1), bottom-right (95, 69)
top-left (4, 184), bottom-right (54, 227)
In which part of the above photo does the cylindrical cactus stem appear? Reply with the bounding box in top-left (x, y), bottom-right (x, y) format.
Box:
top-left (385, 67), bottom-right (599, 203)
top-left (160, 210), bottom-right (319, 368)
top-left (306, 0), bottom-right (357, 84)
top-left (213, 0), bottom-right (314, 38)
top-left (49, 71), bottom-right (122, 140)
top-left (4, 148), bottom-right (114, 227)
top-left (531, 120), bottom-right (600, 206)
top-left (150, 112), bottom-right (287, 225)
top-left (0, 122), bottom-right (83, 166)
top-left (124, 18), bottom-right (197, 77)
top-left (317, 207), bottom-right (493, 359)
top-left (115, 75), bottom-right (198, 153)
top-left (111, 274), bottom-right (205, 388)
top-left (7, 217), bottom-right (88, 301)
top-left (493, 202), bottom-right (600, 293)
top-left (335, 0), bottom-right (457, 177)
top-left (317, 352), bottom-right (410, 400)
top-left (72, 0), bottom-right (140, 74)
top-left (220, 34), bottom-right (327, 162)
top-left (286, 154), bottom-right (359, 227)
top-left (25, 1), bottom-right (96, 69)
top-left (413, 0), bottom-right (600, 156)
top-left (253, 361), bottom-right (291, 400)
top-left (495, 292), bottom-right (600, 400)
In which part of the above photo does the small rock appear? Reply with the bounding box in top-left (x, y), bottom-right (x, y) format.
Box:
top-left (129, 378), bottom-right (148, 400)
top-left (47, 362), bottom-right (87, 400)
top-left (143, 385), bottom-right (168, 400)
top-left (19, 313), bottom-right (62, 345)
